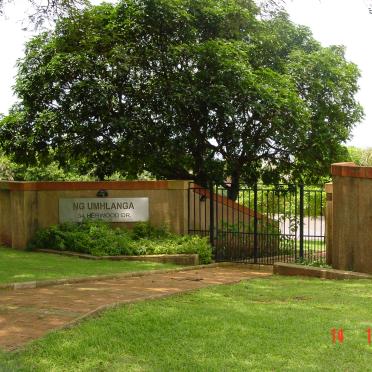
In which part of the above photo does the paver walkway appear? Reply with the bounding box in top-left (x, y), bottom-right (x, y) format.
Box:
top-left (0, 265), bottom-right (272, 350)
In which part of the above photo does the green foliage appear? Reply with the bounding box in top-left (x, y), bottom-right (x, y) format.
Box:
top-left (28, 221), bottom-right (213, 263)
top-left (215, 219), bottom-right (281, 259)
top-left (28, 220), bottom-right (136, 256)
top-left (0, 151), bottom-right (14, 180)
top-left (131, 222), bottom-right (170, 240)
top-left (296, 258), bottom-right (331, 268)
top-left (220, 218), bottom-right (280, 235)
top-left (237, 185), bottom-right (326, 217)
top-left (347, 146), bottom-right (372, 166)
top-left (0, 150), bottom-right (92, 181)
top-left (133, 235), bottom-right (212, 265)
top-left (0, 150), bottom-right (155, 181)
top-left (0, 0), bottom-right (363, 197)
top-left (15, 163), bottom-right (92, 181)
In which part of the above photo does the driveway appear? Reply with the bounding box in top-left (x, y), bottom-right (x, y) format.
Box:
top-left (0, 265), bottom-right (272, 350)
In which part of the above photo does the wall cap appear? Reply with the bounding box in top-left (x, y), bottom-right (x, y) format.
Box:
top-left (331, 162), bottom-right (372, 179)
top-left (0, 180), bottom-right (192, 192)
top-left (274, 262), bottom-right (372, 280)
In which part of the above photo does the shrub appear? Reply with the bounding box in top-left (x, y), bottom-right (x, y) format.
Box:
top-left (296, 258), bottom-right (330, 268)
top-left (28, 220), bottom-right (135, 256)
top-left (131, 222), bottom-right (170, 240)
top-left (27, 220), bottom-right (213, 263)
top-left (130, 235), bottom-right (212, 264)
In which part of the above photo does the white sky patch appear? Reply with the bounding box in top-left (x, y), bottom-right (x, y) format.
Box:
top-left (0, 2), bottom-right (35, 116)
top-left (0, 0), bottom-right (371, 147)
top-left (286, 0), bottom-right (372, 148)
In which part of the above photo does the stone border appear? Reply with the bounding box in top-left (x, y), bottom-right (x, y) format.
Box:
top-left (36, 249), bottom-right (199, 266)
top-left (0, 262), bottom-right (273, 291)
top-left (274, 262), bottom-right (372, 280)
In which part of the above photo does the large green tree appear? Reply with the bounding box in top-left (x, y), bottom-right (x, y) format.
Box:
top-left (0, 0), bottom-right (363, 199)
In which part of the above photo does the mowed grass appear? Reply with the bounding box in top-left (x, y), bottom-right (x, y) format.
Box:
top-left (2, 276), bottom-right (372, 371)
top-left (303, 238), bottom-right (326, 252)
top-left (0, 246), bottom-right (178, 284)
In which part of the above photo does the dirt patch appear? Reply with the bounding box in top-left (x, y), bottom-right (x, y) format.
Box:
top-left (0, 265), bottom-right (271, 350)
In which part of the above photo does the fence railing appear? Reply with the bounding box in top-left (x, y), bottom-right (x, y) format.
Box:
top-left (188, 183), bottom-right (326, 264)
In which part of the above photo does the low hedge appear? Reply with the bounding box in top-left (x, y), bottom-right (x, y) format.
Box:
top-left (27, 221), bottom-right (212, 264)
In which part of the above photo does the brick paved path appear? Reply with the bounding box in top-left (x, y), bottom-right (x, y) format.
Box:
top-left (0, 265), bottom-right (272, 350)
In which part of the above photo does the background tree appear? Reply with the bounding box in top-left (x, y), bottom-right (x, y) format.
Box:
top-left (0, 0), bottom-right (88, 27)
top-left (347, 146), bottom-right (372, 166)
top-left (0, 0), bottom-right (363, 199)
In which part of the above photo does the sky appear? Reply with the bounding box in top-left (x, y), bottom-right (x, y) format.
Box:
top-left (0, 0), bottom-right (371, 147)
top-left (286, 0), bottom-right (372, 148)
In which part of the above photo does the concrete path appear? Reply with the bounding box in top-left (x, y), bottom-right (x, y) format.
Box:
top-left (0, 265), bottom-right (272, 350)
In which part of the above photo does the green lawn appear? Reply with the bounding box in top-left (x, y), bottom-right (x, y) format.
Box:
top-left (279, 238), bottom-right (326, 258)
top-left (303, 238), bottom-right (326, 252)
top-left (2, 276), bottom-right (372, 371)
top-left (0, 246), bottom-right (178, 284)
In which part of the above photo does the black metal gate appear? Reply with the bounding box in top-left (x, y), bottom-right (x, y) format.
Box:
top-left (188, 183), bottom-right (326, 264)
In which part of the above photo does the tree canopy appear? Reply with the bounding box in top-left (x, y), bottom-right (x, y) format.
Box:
top-left (0, 0), bottom-right (363, 199)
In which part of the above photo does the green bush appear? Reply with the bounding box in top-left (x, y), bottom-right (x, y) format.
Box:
top-left (295, 258), bottom-right (330, 268)
top-left (131, 222), bottom-right (170, 240)
top-left (28, 220), bottom-right (212, 263)
top-left (130, 235), bottom-right (212, 264)
top-left (28, 220), bottom-right (135, 256)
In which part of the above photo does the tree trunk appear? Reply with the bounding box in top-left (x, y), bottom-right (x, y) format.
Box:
top-left (195, 171), bottom-right (209, 189)
top-left (227, 172), bottom-right (240, 201)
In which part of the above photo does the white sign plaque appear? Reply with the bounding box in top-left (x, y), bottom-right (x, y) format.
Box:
top-left (59, 198), bottom-right (149, 223)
